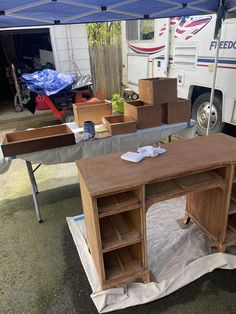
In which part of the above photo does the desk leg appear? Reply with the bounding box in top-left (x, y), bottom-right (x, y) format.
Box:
top-left (26, 161), bottom-right (42, 223)
top-left (183, 211), bottom-right (191, 225)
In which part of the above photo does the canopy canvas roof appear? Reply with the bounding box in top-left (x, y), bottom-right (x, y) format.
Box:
top-left (0, 0), bottom-right (235, 29)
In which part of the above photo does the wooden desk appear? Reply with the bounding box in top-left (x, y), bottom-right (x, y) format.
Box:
top-left (76, 134), bottom-right (236, 290)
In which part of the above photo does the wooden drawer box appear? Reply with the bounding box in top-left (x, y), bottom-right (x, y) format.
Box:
top-left (102, 114), bottom-right (137, 135)
top-left (124, 100), bottom-right (162, 129)
top-left (161, 98), bottom-right (191, 124)
top-left (138, 77), bottom-right (177, 105)
top-left (1, 124), bottom-right (75, 157)
top-left (73, 100), bottom-right (112, 127)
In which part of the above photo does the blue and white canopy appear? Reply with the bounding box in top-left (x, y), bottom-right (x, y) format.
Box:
top-left (0, 0), bottom-right (235, 29)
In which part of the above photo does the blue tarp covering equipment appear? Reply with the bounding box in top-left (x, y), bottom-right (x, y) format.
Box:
top-left (0, 1), bottom-right (235, 29)
top-left (21, 69), bottom-right (77, 96)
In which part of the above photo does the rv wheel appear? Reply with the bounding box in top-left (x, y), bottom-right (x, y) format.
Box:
top-left (61, 111), bottom-right (74, 124)
top-left (192, 92), bottom-right (224, 135)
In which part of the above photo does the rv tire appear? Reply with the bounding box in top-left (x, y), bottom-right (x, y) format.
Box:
top-left (192, 92), bottom-right (224, 135)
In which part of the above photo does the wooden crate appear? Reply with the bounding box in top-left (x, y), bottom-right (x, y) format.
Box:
top-left (73, 100), bottom-right (112, 127)
top-left (138, 77), bottom-right (177, 105)
top-left (161, 98), bottom-right (191, 124)
top-left (1, 124), bottom-right (75, 157)
top-left (124, 100), bottom-right (162, 129)
top-left (102, 114), bottom-right (137, 135)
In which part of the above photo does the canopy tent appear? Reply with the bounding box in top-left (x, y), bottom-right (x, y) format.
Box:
top-left (0, 0), bottom-right (234, 29)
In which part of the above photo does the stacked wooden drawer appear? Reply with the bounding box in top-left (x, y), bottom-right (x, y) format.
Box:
top-left (124, 77), bottom-right (191, 128)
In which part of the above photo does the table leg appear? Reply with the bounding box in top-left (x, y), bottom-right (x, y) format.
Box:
top-left (26, 161), bottom-right (42, 223)
top-left (32, 164), bottom-right (41, 194)
top-left (183, 211), bottom-right (191, 225)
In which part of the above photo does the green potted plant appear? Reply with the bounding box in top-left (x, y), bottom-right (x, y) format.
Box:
top-left (112, 93), bottom-right (124, 114)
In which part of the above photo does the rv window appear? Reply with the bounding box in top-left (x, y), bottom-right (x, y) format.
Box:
top-left (126, 20), bottom-right (154, 41)
top-left (126, 20), bottom-right (139, 41)
top-left (140, 20), bottom-right (154, 40)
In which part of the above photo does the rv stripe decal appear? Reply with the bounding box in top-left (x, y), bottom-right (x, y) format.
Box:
top-left (197, 64), bottom-right (236, 70)
top-left (128, 44), bottom-right (165, 55)
top-left (198, 58), bottom-right (236, 65)
top-left (132, 52), bottom-right (236, 69)
top-left (185, 18), bottom-right (211, 28)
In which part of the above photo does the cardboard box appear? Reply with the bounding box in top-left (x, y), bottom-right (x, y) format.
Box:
top-left (162, 98), bottom-right (191, 124)
top-left (102, 114), bottom-right (137, 135)
top-left (138, 77), bottom-right (177, 105)
top-left (73, 100), bottom-right (112, 127)
top-left (1, 124), bottom-right (75, 157)
top-left (124, 100), bottom-right (162, 129)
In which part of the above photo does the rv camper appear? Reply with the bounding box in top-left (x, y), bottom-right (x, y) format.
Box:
top-left (122, 15), bottom-right (236, 134)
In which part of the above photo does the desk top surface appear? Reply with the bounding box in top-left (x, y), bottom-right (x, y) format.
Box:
top-left (76, 133), bottom-right (236, 197)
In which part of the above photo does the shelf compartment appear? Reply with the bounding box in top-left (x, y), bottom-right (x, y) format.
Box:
top-left (233, 173), bottom-right (236, 184)
top-left (231, 183), bottom-right (236, 202)
top-left (225, 214), bottom-right (236, 246)
top-left (103, 243), bottom-right (145, 285)
top-left (100, 210), bottom-right (142, 253)
top-left (146, 170), bottom-right (225, 204)
top-left (229, 199), bottom-right (236, 215)
top-left (227, 214), bottom-right (236, 233)
top-left (97, 190), bottom-right (140, 218)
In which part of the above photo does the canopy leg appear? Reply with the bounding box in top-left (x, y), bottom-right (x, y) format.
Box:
top-left (206, 25), bottom-right (222, 135)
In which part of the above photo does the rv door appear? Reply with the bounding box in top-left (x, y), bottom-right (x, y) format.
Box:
top-left (127, 54), bottom-right (149, 93)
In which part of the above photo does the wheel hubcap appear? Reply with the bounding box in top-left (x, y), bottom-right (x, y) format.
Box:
top-left (197, 102), bottom-right (218, 131)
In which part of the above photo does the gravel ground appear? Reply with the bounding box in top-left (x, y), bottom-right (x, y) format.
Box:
top-left (1, 116), bottom-right (236, 314)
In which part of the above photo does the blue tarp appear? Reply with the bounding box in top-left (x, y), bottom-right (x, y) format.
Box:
top-left (21, 69), bottom-right (77, 96)
top-left (0, 1), bottom-right (235, 29)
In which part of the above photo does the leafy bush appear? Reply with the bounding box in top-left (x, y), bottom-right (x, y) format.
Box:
top-left (112, 93), bottom-right (124, 113)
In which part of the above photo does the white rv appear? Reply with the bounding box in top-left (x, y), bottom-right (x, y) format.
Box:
top-left (122, 15), bottom-right (236, 134)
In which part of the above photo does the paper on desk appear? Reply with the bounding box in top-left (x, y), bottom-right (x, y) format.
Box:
top-left (121, 152), bottom-right (145, 163)
top-left (138, 146), bottom-right (166, 157)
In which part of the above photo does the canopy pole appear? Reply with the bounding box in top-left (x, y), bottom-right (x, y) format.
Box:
top-left (206, 9), bottom-right (223, 135)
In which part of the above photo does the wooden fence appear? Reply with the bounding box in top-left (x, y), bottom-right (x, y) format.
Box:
top-left (89, 45), bottom-right (122, 99)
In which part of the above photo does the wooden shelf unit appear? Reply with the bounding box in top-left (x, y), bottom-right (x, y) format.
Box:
top-left (79, 180), bottom-right (149, 290)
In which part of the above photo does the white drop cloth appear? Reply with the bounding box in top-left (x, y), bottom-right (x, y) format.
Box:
top-left (66, 197), bottom-right (236, 313)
